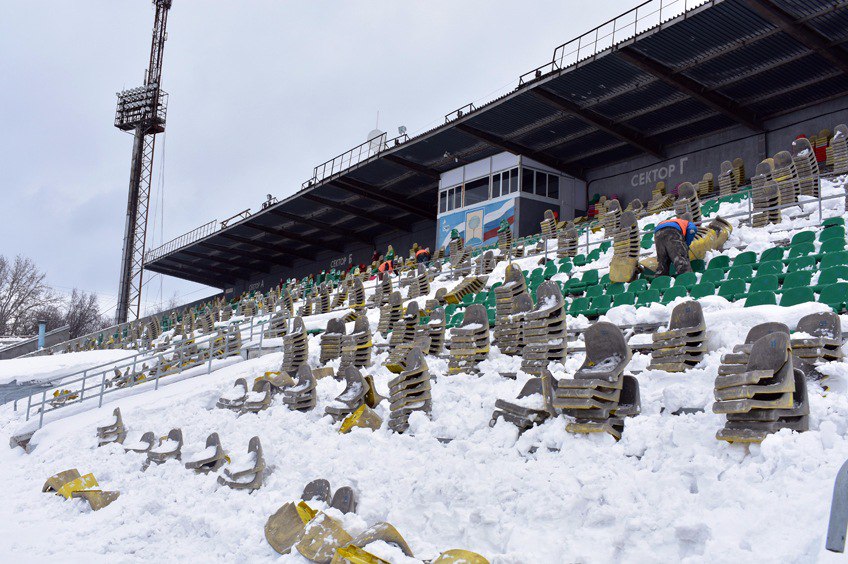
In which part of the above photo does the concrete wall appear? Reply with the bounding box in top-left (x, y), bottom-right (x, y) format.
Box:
top-left (585, 96), bottom-right (848, 207)
top-left (0, 326), bottom-right (70, 360)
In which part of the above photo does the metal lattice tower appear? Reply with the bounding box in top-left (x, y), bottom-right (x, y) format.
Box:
top-left (114, 0), bottom-right (172, 324)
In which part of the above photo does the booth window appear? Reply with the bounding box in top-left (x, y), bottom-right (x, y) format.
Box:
top-left (464, 177), bottom-right (489, 206)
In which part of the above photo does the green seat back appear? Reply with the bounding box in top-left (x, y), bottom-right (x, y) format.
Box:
top-left (543, 262), bottom-right (558, 278)
top-left (650, 276), bottom-right (673, 292)
top-left (718, 278), bottom-right (746, 300)
top-left (585, 285), bottom-right (604, 298)
top-left (819, 282), bottom-right (848, 312)
top-left (726, 265), bottom-right (754, 281)
top-left (707, 256), bottom-right (730, 270)
top-left (643, 223), bottom-right (655, 232)
top-left (461, 293), bottom-right (475, 306)
top-left (732, 252), bottom-right (757, 266)
top-left (569, 297), bottom-right (591, 315)
top-left (755, 261), bottom-right (784, 278)
top-left (581, 270), bottom-right (599, 285)
top-left (558, 261), bottom-right (573, 274)
top-left (690, 259), bottom-right (706, 273)
top-left (820, 225), bottom-right (846, 242)
top-left (689, 282), bottom-right (716, 299)
top-left (823, 217), bottom-right (845, 228)
top-left (637, 289), bottom-right (661, 306)
top-left (790, 231), bottom-right (815, 246)
top-left (781, 270), bottom-right (812, 290)
top-left (607, 283), bottom-right (626, 296)
top-left (573, 254), bottom-right (587, 267)
top-left (600, 273), bottom-right (611, 286)
top-left (614, 292), bottom-right (636, 307)
top-left (674, 272), bottom-right (698, 288)
top-left (821, 251), bottom-right (848, 270)
top-left (700, 269), bottom-right (725, 285)
top-left (598, 241), bottom-right (612, 253)
top-left (780, 287), bottom-right (815, 307)
top-left (591, 295), bottom-right (612, 314)
top-left (641, 233), bottom-right (654, 249)
top-left (787, 256), bottom-right (816, 272)
top-left (817, 266), bottom-right (848, 287)
top-left (749, 275), bottom-right (779, 294)
top-left (759, 247), bottom-right (786, 263)
top-left (820, 239), bottom-right (847, 254)
top-left (628, 279), bottom-right (649, 294)
top-left (788, 242), bottom-right (815, 259)
top-left (745, 291), bottom-right (777, 307)
top-left (661, 286), bottom-right (688, 304)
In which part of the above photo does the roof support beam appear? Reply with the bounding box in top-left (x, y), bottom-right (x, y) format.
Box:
top-left (243, 222), bottom-right (344, 253)
top-left (147, 264), bottom-right (229, 289)
top-left (155, 256), bottom-right (238, 285)
top-left (382, 154), bottom-right (441, 179)
top-left (198, 241), bottom-right (282, 269)
top-left (219, 233), bottom-right (311, 262)
top-left (269, 209), bottom-right (372, 245)
top-left (332, 178), bottom-right (436, 219)
top-left (243, 221), bottom-right (343, 253)
top-left (742, 0), bottom-right (848, 76)
top-left (303, 194), bottom-right (412, 232)
top-left (529, 88), bottom-right (665, 158)
top-left (180, 249), bottom-right (255, 277)
top-left (615, 47), bottom-right (765, 132)
top-left (455, 123), bottom-right (586, 179)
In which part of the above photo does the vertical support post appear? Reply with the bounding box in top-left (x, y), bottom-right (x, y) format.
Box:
top-left (98, 373), bottom-right (106, 408)
top-left (37, 320), bottom-right (47, 351)
top-left (39, 390), bottom-right (46, 428)
top-left (827, 459), bottom-right (848, 553)
top-left (25, 393), bottom-right (32, 422)
top-left (80, 370), bottom-right (87, 401)
top-left (155, 354), bottom-right (162, 390)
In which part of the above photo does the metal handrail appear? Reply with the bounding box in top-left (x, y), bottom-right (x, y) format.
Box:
top-left (145, 219), bottom-right (218, 263)
top-left (22, 312), bottom-right (273, 427)
top-left (552, 0), bottom-right (710, 69)
top-left (302, 132), bottom-right (411, 190)
top-left (445, 103), bottom-right (477, 124)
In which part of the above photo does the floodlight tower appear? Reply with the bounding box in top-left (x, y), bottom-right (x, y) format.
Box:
top-left (114, 0), bottom-right (172, 324)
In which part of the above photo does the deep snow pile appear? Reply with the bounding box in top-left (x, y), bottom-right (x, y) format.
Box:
top-left (1, 179), bottom-right (848, 562)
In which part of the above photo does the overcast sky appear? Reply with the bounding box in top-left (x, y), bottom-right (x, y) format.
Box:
top-left (0, 0), bottom-right (625, 318)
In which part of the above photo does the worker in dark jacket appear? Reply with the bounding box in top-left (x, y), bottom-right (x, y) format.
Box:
top-left (654, 218), bottom-right (697, 276)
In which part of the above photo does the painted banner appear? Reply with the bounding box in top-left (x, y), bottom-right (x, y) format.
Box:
top-left (437, 198), bottom-right (515, 250)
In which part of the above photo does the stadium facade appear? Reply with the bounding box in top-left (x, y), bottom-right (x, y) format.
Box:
top-left (145, 0), bottom-right (848, 297)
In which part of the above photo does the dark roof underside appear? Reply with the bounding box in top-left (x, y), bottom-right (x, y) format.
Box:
top-left (146, 0), bottom-right (848, 288)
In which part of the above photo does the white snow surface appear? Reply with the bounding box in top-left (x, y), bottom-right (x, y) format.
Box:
top-left (1, 177), bottom-right (848, 562)
top-left (0, 349), bottom-right (139, 385)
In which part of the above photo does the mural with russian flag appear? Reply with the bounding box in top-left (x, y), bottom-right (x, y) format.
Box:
top-left (437, 198), bottom-right (515, 251)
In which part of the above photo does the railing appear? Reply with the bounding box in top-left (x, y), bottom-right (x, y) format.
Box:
top-left (301, 132), bottom-right (410, 189)
top-left (445, 103), bottom-right (476, 124)
top-left (220, 208), bottom-right (251, 228)
top-left (145, 219), bottom-right (218, 263)
top-left (552, 0), bottom-right (711, 69)
top-left (20, 312), bottom-right (276, 429)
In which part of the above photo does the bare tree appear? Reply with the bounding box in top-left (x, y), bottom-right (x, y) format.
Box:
top-left (0, 255), bottom-right (60, 336)
top-left (64, 289), bottom-right (108, 338)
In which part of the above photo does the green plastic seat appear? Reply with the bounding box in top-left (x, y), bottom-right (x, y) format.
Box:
top-left (585, 285), bottom-right (604, 298)
top-left (674, 272), bottom-right (698, 288)
top-left (643, 223), bottom-right (655, 232)
top-left (780, 271), bottom-right (812, 291)
top-left (628, 279), bottom-right (649, 294)
top-left (650, 276), bottom-right (673, 292)
top-left (815, 266), bottom-right (848, 290)
top-left (718, 279), bottom-right (746, 301)
top-left (732, 252), bottom-right (757, 267)
top-left (823, 217), bottom-right (845, 228)
top-left (819, 282), bottom-right (848, 312)
top-left (461, 293), bottom-right (475, 306)
top-left (759, 247), bottom-right (786, 263)
top-left (543, 262), bottom-right (558, 279)
top-left (707, 256), bottom-right (730, 270)
top-left (749, 275), bottom-right (779, 294)
top-left (640, 233), bottom-right (654, 250)
top-left (700, 269), bottom-right (725, 286)
top-left (558, 260), bottom-right (573, 274)
top-left (790, 231), bottom-right (815, 246)
top-left (690, 259), bottom-right (706, 273)
top-left (587, 249), bottom-right (602, 263)
top-left (820, 239), bottom-right (847, 254)
top-left (598, 241), bottom-right (612, 253)
top-left (613, 292), bottom-right (636, 307)
top-left (637, 289), bottom-right (661, 306)
top-left (661, 286), bottom-right (688, 304)
top-left (606, 283), bottom-right (626, 296)
top-left (755, 261), bottom-right (784, 278)
top-left (591, 295), bottom-right (613, 316)
top-left (569, 297), bottom-right (591, 316)
top-left (572, 254), bottom-right (587, 267)
top-left (821, 251), bottom-right (848, 270)
top-left (787, 256), bottom-right (816, 272)
top-left (787, 242), bottom-right (815, 259)
top-left (726, 265), bottom-right (754, 281)
top-left (745, 291), bottom-right (777, 307)
top-left (689, 282), bottom-right (716, 299)
top-left (445, 304), bottom-right (458, 318)
top-left (600, 273), bottom-right (611, 286)
top-left (780, 287), bottom-right (815, 307)
top-left (820, 226), bottom-right (846, 242)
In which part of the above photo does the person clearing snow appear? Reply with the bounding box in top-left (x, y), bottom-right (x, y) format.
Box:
top-left (653, 217), bottom-right (697, 276)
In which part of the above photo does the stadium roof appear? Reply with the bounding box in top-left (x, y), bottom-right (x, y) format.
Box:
top-left (145, 0), bottom-right (848, 289)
